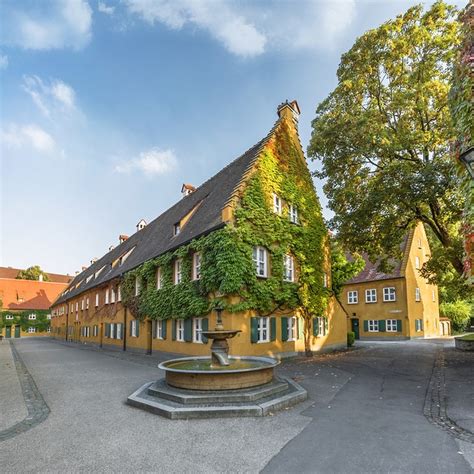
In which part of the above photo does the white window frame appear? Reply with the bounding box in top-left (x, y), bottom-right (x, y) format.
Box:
top-left (28, 327), bottom-right (36, 333)
top-left (193, 317), bottom-right (203, 343)
top-left (273, 193), bottom-right (282, 215)
top-left (105, 288), bottom-right (110, 305)
top-left (383, 287), bottom-right (396, 302)
top-left (135, 276), bottom-right (141, 296)
top-left (81, 299), bottom-right (84, 311)
top-left (75, 302), bottom-right (79, 312)
top-left (93, 325), bottom-right (98, 337)
top-left (365, 289), bottom-right (377, 303)
top-left (95, 293), bottom-right (99, 307)
top-left (117, 285), bottom-right (122, 302)
top-left (116, 323), bottom-right (122, 340)
top-left (253, 246), bottom-right (268, 278)
top-left (86, 297), bottom-right (89, 310)
top-left (176, 319), bottom-right (184, 342)
top-left (5, 314), bottom-right (13, 320)
top-left (386, 319), bottom-right (397, 332)
top-left (193, 253), bottom-right (201, 281)
top-left (110, 323), bottom-right (115, 339)
top-left (287, 316), bottom-right (297, 341)
top-left (174, 259), bottom-right (183, 284)
top-left (47, 314), bottom-right (52, 320)
top-left (368, 320), bottom-right (379, 332)
top-left (317, 317), bottom-right (327, 337)
top-left (156, 320), bottom-right (164, 339)
top-left (111, 287), bottom-right (116, 303)
top-left (174, 223), bottom-right (181, 236)
top-left (47, 327), bottom-right (51, 333)
top-left (257, 317), bottom-right (270, 343)
top-left (28, 313), bottom-right (36, 320)
top-left (289, 204), bottom-right (298, 224)
top-left (156, 267), bottom-right (162, 290)
top-left (131, 320), bottom-right (138, 337)
top-left (283, 254), bottom-right (294, 282)
top-left (415, 287), bottom-right (421, 302)
top-left (347, 290), bottom-right (358, 304)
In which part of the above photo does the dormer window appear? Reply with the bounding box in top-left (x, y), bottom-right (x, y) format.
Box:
top-left (289, 204), bottom-right (298, 224)
top-left (119, 247), bottom-right (135, 266)
top-left (273, 194), bottom-right (282, 215)
top-left (174, 223), bottom-right (181, 236)
top-left (252, 246), bottom-right (268, 278)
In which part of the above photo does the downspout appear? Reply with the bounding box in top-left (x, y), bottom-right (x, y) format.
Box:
top-left (65, 307), bottom-right (69, 342)
top-left (123, 307), bottom-right (127, 352)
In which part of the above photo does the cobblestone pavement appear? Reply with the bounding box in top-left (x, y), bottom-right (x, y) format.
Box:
top-left (0, 340), bottom-right (50, 442)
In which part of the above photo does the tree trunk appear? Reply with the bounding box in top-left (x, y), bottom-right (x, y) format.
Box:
top-left (304, 317), bottom-right (313, 357)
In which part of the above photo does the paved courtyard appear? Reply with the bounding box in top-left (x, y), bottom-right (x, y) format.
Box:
top-left (0, 337), bottom-right (472, 473)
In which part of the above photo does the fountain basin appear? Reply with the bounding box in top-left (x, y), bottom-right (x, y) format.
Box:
top-left (159, 356), bottom-right (280, 391)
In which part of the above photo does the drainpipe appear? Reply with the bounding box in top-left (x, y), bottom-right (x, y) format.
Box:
top-left (123, 307), bottom-right (127, 352)
top-left (65, 308), bottom-right (69, 342)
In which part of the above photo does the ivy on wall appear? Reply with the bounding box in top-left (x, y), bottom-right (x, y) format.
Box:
top-left (121, 120), bottom-right (329, 326)
top-left (0, 310), bottom-right (51, 332)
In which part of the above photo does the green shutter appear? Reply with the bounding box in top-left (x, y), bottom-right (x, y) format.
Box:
top-left (172, 320), bottom-right (177, 341)
top-left (162, 320), bottom-right (167, 340)
top-left (105, 323), bottom-right (110, 338)
top-left (136, 320), bottom-right (139, 337)
top-left (298, 318), bottom-right (304, 340)
top-left (363, 320), bottom-right (368, 332)
top-left (270, 317), bottom-right (276, 342)
top-left (202, 318), bottom-right (209, 343)
top-left (415, 319), bottom-right (420, 331)
top-left (396, 320), bottom-right (402, 332)
top-left (281, 317), bottom-right (288, 341)
top-left (250, 317), bottom-right (258, 343)
top-left (184, 319), bottom-right (193, 342)
top-left (313, 318), bottom-right (319, 336)
top-left (379, 320), bottom-right (386, 332)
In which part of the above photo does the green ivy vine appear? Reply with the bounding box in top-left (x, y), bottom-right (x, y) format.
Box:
top-left (121, 120), bottom-right (329, 322)
top-left (0, 310), bottom-right (51, 332)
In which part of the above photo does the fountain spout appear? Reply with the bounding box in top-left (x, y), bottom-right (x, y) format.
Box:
top-left (211, 350), bottom-right (229, 366)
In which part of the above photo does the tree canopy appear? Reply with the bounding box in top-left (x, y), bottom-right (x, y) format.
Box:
top-left (16, 265), bottom-right (49, 281)
top-left (308, 2), bottom-right (464, 282)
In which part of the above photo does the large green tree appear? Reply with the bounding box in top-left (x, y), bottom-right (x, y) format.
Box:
top-left (16, 265), bottom-right (49, 281)
top-left (308, 2), bottom-right (464, 280)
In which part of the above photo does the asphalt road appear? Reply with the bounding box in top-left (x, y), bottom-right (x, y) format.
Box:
top-left (0, 338), bottom-right (472, 473)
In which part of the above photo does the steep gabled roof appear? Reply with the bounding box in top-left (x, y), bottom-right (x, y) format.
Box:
top-left (0, 267), bottom-right (73, 283)
top-left (54, 136), bottom-right (273, 305)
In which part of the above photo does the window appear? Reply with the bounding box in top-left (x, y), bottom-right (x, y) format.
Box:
top-left (368, 320), bottom-right (379, 332)
top-left (75, 302), bottom-right (79, 312)
top-left (347, 290), bottom-right (358, 304)
top-left (117, 285), bottom-right (122, 302)
top-left (119, 247), bottom-right (135, 266)
top-left (47, 314), bottom-right (52, 320)
top-left (289, 204), bottom-right (298, 224)
top-left (273, 193), bottom-right (282, 215)
top-left (317, 317), bottom-right (327, 337)
top-left (135, 276), bottom-right (141, 296)
top-left (386, 319), bottom-right (397, 332)
top-left (415, 287), bottom-right (421, 302)
top-left (81, 299), bottom-right (84, 311)
top-left (5, 314), bottom-right (13, 320)
top-left (131, 320), bottom-right (139, 337)
top-left (176, 319), bottom-right (184, 342)
top-left (323, 273), bottom-right (328, 288)
top-left (86, 297), bottom-right (89, 310)
top-left (95, 266), bottom-right (105, 279)
top-left (283, 254), bottom-right (294, 282)
top-left (415, 319), bottom-right (423, 332)
top-left (415, 256), bottom-right (420, 270)
top-left (70, 304), bottom-right (73, 313)
top-left (28, 327), bottom-right (36, 333)
top-left (383, 287), bottom-right (396, 302)
top-left (116, 323), bottom-right (122, 340)
top-left (28, 313), bottom-right (36, 320)
top-left (174, 259), bottom-right (183, 284)
top-left (156, 320), bottom-right (164, 339)
top-left (93, 325), bottom-right (98, 337)
top-left (111, 287), bottom-right (116, 303)
top-left (193, 253), bottom-right (201, 280)
top-left (253, 246), bottom-right (268, 278)
top-left (257, 317), bottom-right (270, 343)
top-left (47, 327), bottom-right (51, 333)
top-left (105, 288), bottom-right (110, 305)
top-left (174, 223), bottom-right (181, 236)
top-left (95, 293), bottom-right (99, 307)
top-left (365, 289), bottom-right (377, 303)
top-left (156, 267), bottom-right (162, 290)
top-left (287, 316), bottom-right (297, 341)
top-left (193, 318), bottom-right (203, 343)
top-left (110, 323), bottom-right (115, 339)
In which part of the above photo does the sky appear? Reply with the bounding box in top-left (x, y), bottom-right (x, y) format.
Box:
top-left (0, 0), bottom-right (465, 276)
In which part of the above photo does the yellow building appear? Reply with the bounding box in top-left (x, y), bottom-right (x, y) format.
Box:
top-left (51, 101), bottom-right (347, 357)
top-left (340, 223), bottom-right (442, 339)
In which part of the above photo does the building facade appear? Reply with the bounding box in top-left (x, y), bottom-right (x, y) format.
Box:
top-left (340, 223), bottom-right (442, 339)
top-left (0, 268), bottom-right (71, 338)
top-left (51, 101), bottom-right (347, 357)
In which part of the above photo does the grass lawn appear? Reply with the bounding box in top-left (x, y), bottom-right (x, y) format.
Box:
top-left (458, 333), bottom-right (474, 341)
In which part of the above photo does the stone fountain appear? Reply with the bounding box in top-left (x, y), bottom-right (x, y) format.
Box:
top-left (127, 308), bottom-right (307, 419)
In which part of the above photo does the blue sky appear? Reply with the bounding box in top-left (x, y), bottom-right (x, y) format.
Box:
top-left (0, 0), bottom-right (464, 275)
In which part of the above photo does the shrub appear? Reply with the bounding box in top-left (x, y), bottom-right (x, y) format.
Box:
top-left (440, 300), bottom-right (472, 332)
top-left (347, 331), bottom-right (355, 347)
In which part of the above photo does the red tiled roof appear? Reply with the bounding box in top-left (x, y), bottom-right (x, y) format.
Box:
top-left (0, 278), bottom-right (69, 310)
top-left (0, 267), bottom-right (72, 283)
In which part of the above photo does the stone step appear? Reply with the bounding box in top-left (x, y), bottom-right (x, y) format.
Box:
top-left (147, 378), bottom-right (289, 405)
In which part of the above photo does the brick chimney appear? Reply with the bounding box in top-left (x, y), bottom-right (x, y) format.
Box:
top-left (181, 183), bottom-right (196, 198)
top-left (119, 235), bottom-right (129, 244)
top-left (277, 100), bottom-right (300, 124)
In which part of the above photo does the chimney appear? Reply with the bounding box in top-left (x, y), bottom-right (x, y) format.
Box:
top-left (39, 274), bottom-right (44, 282)
top-left (75, 271), bottom-right (79, 275)
top-left (277, 100), bottom-right (300, 123)
top-left (90, 258), bottom-right (98, 265)
top-left (109, 245), bottom-right (115, 251)
top-left (136, 219), bottom-right (147, 232)
top-left (82, 266), bottom-right (87, 271)
top-left (119, 234), bottom-right (129, 244)
top-left (181, 183), bottom-right (196, 198)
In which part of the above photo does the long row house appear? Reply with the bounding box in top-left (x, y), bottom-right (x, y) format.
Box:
top-left (51, 101), bottom-right (347, 357)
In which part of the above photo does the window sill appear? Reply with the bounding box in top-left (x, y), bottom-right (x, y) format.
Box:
top-left (257, 340), bottom-right (270, 344)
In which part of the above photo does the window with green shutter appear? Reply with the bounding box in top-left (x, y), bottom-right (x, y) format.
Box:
top-left (313, 318), bottom-right (319, 336)
top-left (281, 317), bottom-right (288, 341)
top-left (270, 317), bottom-right (276, 342)
top-left (379, 320), bottom-right (386, 332)
top-left (172, 320), bottom-right (177, 340)
top-left (250, 317), bottom-right (258, 343)
top-left (162, 320), bottom-right (167, 340)
top-left (396, 320), bottom-right (402, 332)
top-left (184, 318), bottom-right (193, 342)
top-left (363, 320), bottom-right (368, 332)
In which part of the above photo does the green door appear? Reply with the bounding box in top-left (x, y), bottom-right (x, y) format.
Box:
top-left (14, 325), bottom-right (21, 338)
top-left (5, 326), bottom-right (11, 338)
top-left (351, 318), bottom-right (360, 340)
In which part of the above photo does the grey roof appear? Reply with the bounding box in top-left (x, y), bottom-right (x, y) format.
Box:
top-left (54, 138), bottom-right (267, 305)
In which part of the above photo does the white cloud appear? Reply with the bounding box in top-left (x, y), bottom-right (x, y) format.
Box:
top-left (22, 75), bottom-right (76, 118)
top-left (1, 0), bottom-right (92, 50)
top-left (115, 148), bottom-right (178, 176)
top-left (1, 124), bottom-right (56, 153)
top-left (0, 54), bottom-right (8, 70)
top-left (124, 0), bottom-right (356, 57)
top-left (98, 1), bottom-right (115, 15)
